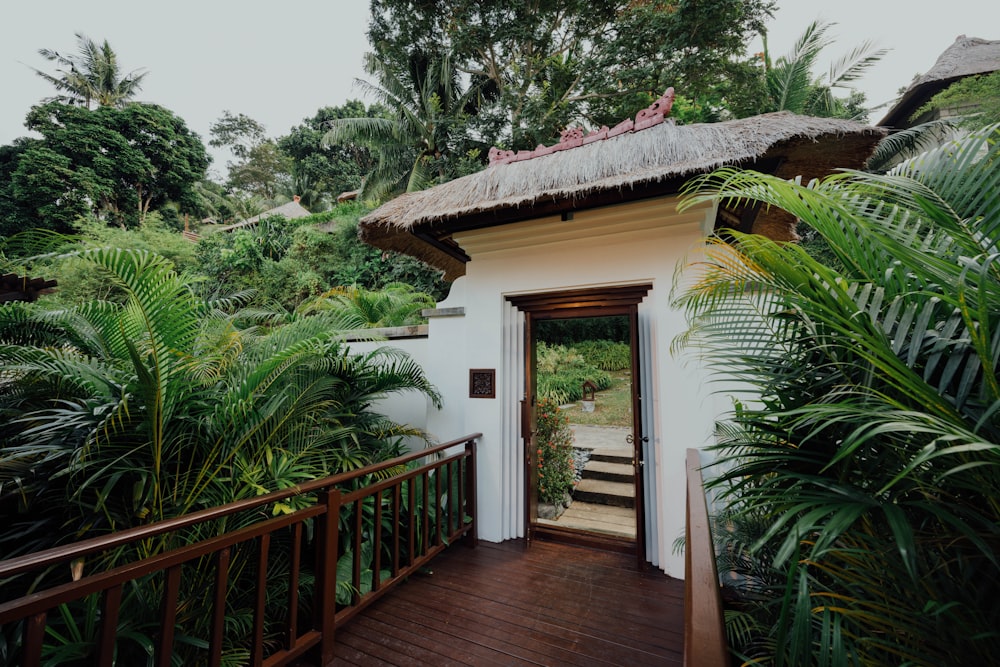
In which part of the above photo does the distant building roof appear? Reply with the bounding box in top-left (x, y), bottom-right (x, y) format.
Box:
top-left (879, 35), bottom-right (1000, 129)
top-left (217, 196), bottom-right (312, 232)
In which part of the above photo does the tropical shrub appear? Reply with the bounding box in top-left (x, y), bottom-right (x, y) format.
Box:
top-left (535, 398), bottom-right (575, 505)
top-left (674, 125), bottom-right (1000, 665)
top-left (0, 247), bottom-right (441, 663)
top-left (573, 339), bottom-right (631, 371)
top-left (536, 342), bottom-right (612, 404)
top-left (303, 282), bottom-right (436, 327)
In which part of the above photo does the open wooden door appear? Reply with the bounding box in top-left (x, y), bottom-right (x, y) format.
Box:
top-left (627, 304), bottom-right (647, 568)
top-left (509, 284), bottom-right (652, 560)
top-left (522, 311), bottom-right (538, 547)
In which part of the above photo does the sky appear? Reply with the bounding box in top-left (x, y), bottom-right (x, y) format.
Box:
top-left (1, 1), bottom-right (997, 176)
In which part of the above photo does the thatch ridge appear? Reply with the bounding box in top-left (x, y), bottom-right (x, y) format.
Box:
top-left (363, 112), bottom-right (881, 231)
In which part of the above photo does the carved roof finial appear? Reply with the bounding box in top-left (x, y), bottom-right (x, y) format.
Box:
top-left (488, 87), bottom-right (676, 166)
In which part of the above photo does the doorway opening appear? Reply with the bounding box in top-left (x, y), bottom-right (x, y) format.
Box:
top-left (509, 284), bottom-right (651, 563)
top-left (532, 315), bottom-right (638, 541)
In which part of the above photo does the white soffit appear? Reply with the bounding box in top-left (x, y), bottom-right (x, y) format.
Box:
top-left (454, 196), bottom-right (711, 256)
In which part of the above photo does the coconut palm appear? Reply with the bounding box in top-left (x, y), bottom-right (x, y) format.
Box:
top-left (674, 124), bottom-right (1000, 664)
top-left (763, 21), bottom-right (886, 119)
top-left (323, 50), bottom-right (479, 201)
top-left (32, 32), bottom-right (148, 109)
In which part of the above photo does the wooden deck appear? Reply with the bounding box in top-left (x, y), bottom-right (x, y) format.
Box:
top-left (332, 539), bottom-right (685, 665)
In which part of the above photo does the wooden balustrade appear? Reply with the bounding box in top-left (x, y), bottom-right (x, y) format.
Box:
top-left (684, 448), bottom-right (728, 667)
top-left (0, 434), bottom-right (480, 667)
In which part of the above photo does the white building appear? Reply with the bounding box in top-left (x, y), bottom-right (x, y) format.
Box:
top-left (350, 96), bottom-right (883, 578)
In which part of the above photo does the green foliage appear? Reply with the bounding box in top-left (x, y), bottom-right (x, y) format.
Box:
top-left (585, 0), bottom-right (774, 125)
top-left (192, 205), bottom-right (448, 310)
top-left (535, 398), bottom-right (575, 505)
top-left (573, 340), bottom-right (631, 371)
top-left (323, 50), bottom-right (482, 201)
top-left (917, 70), bottom-right (1000, 128)
top-left (31, 32), bottom-right (148, 109)
top-left (210, 111), bottom-right (293, 199)
top-left (303, 282), bottom-right (435, 327)
top-left (0, 247), bottom-right (440, 554)
top-left (279, 102), bottom-right (383, 204)
top-left (675, 125), bottom-right (1000, 664)
top-left (761, 20), bottom-right (886, 120)
top-left (535, 316), bottom-right (629, 345)
top-left (368, 0), bottom-right (775, 152)
top-left (0, 246), bottom-right (443, 660)
top-left (0, 101), bottom-right (209, 234)
top-left (536, 342), bottom-right (612, 404)
top-left (36, 212), bottom-right (198, 305)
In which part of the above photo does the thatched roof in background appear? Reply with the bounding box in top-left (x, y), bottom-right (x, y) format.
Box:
top-left (879, 36), bottom-right (1000, 129)
top-left (361, 111), bottom-right (885, 279)
top-left (217, 198), bottom-right (312, 232)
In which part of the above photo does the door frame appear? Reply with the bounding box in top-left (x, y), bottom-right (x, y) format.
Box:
top-left (508, 284), bottom-right (651, 567)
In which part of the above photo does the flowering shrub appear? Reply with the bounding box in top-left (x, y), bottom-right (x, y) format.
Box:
top-left (535, 397), bottom-right (576, 505)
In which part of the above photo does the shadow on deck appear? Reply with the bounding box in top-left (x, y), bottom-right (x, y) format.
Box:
top-left (333, 540), bottom-right (684, 665)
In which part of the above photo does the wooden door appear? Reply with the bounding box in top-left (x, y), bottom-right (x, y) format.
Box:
top-left (627, 305), bottom-right (647, 568)
top-left (522, 312), bottom-right (538, 546)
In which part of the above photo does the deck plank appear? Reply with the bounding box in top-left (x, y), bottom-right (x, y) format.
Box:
top-left (332, 540), bottom-right (684, 666)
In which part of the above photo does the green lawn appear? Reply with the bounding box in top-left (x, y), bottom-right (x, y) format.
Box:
top-left (560, 370), bottom-right (632, 427)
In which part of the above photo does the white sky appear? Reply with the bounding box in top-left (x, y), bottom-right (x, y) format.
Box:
top-left (1, 1), bottom-right (996, 175)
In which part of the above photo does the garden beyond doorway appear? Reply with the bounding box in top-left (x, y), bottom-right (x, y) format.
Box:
top-left (533, 318), bottom-right (638, 540)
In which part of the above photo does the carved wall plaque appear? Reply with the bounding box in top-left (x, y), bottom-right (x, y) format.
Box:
top-left (469, 369), bottom-right (496, 399)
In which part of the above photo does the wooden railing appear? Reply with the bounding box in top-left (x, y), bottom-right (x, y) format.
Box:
top-left (0, 434), bottom-right (480, 667)
top-left (684, 448), bottom-right (728, 667)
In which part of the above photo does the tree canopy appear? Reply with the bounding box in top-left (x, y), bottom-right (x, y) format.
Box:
top-left (368, 0), bottom-right (777, 151)
top-left (0, 102), bottom-right (209, 235)
top-left (279, 102), bottom-right (383, 204)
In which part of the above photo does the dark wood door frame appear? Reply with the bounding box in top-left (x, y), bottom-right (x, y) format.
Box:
top-left (508, 284), bottom-right (651, 567)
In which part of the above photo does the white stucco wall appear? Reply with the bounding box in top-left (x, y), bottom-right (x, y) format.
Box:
top-left (346, 195), bottom-right (727, 578)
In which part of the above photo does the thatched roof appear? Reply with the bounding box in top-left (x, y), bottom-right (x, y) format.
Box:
top-left (880, 36), bottom-right (1000, 129)
top-left (0, 273), bottom-right (57, 303)
top-left (218, 198), bottom-right (312, 232)
top-left (360, 111), bottom-right (885, 279)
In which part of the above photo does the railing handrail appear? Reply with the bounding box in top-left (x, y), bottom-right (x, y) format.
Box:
top-left (684, 447), bottom-right (728, 667)
top-left (0, 433), bottom-right (482, 580)
top-left (1, 434), bottom-right (480, 666)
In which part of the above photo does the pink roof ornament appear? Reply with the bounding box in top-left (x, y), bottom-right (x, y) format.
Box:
top-left (488, 87), bottom-right (676, 166)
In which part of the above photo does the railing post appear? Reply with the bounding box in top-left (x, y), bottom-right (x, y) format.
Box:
top-left (315, 487), bottom-right (340, 666)
top-left (465, 438), bottom-right (478, 548)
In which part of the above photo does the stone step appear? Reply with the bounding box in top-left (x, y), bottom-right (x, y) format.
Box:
top-left (588, 448), bottom-right (633, 465)
top-left (573, 478), bottom-right (635, 508)
top-left (582, 460), bottom-right (634, 484)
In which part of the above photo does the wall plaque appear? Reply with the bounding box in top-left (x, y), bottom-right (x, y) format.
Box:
top-left (469, 369), bottom-right (496, 399)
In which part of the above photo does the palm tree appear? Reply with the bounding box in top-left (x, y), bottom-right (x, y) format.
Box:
top-left (674, 124), bottom-right (1000, 664)
top-left (0, 248), bottom-right (440, 556)
top-left (323, 50), bottom-right (479, 201)
top-left (300, 282), bottom-right (436, 327)
top-left (763, 21), bottom-right (886, 119)
top-left (32, 32), bottom-right (147, 108)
